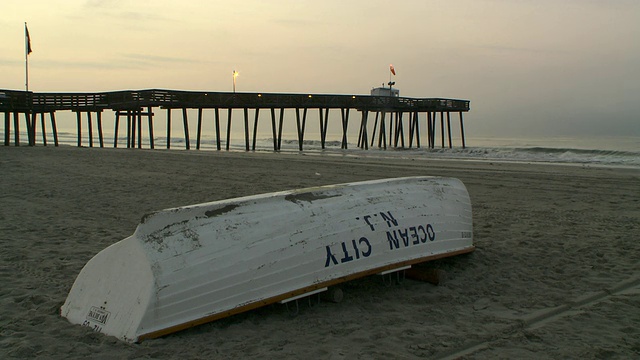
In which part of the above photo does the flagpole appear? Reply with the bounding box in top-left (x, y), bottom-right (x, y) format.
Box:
top-left (232, 70), bottom-right (238, 93)
top-left (25, 22), bottom-right (29, 92)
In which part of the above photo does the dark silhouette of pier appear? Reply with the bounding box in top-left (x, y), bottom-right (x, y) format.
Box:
top-left (1, 89), bottom-right (470, 151)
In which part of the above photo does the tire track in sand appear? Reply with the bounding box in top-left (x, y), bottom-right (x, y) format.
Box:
top-left (435, 276), bottom-right (640, 360)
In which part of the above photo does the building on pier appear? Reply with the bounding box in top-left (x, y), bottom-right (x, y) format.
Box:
top-left (370, 86), bottom-right (399, 97)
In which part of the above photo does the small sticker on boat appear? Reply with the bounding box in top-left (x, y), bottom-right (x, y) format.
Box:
top-left (86, 306), bottom-right (110, 325)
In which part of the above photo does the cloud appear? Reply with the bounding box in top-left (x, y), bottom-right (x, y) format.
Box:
top-left (84, 0), bottom-right (117, 7)
top-left (120, 53), bottom-right (214, 66)
top-left (82, 0), bottom-right (171, 22)
top-left (470, 43), bottom-right (565, 55)
top-left (0, 58), bottom-right (23, 67)
top-left (27, 53), bottom-right (215, 71)
top-left (31, 58), bottom-right (137, 70)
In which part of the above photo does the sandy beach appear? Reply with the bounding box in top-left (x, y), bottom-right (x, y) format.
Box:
top-left (1, 146), bottom-right (638, 359)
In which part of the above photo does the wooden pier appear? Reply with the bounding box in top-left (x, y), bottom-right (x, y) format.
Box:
top-left (1, 89), bottom-right (469, 151)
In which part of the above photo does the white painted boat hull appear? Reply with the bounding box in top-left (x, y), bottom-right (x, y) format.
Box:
top-left (61, 176), bottom-right (474, 342)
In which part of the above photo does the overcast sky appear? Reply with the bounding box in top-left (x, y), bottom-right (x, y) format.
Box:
top-left (1, 0), bottom-right (638, 138)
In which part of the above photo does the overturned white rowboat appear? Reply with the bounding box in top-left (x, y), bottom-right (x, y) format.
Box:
top-left (61, 176), bottom-right (474, 342)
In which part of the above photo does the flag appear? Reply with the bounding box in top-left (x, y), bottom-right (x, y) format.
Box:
top-left (25, 24), bottom-right (33, 55)
top-left (390, 64), bottom-right (396, 76)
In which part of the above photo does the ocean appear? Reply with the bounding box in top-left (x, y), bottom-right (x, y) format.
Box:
top-left (32, 131), bottom-right (638, 169)
top-left (3, 112), bottom-right (638, 169)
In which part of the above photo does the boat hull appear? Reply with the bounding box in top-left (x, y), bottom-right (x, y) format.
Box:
top-left (61, 176), bottom-right (474, 342)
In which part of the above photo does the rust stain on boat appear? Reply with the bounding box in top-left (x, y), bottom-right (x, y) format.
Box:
top-left (140, 211), bottom-right (158, 224)
top-left (285, 192), bottom-right (339, 204)
top-left (205, 204), bottom-right (239, 218)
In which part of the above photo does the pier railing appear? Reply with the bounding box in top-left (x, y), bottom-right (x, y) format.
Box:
top-left (1, 89), bottom-right (470, 112)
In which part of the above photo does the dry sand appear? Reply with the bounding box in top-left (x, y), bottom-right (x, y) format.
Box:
top-left (1, 146), bottom-right (638, 359)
